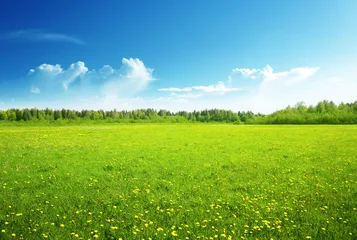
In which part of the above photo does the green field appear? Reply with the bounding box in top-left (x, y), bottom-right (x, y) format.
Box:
top-left (1, 124), bottom-right (357, 239)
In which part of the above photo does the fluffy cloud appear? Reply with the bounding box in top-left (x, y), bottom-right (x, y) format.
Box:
top-left (155, 64), bottom-right (322, 113)
top-left (227, 65), bottom-right (357, 113)
top-left (233, 64), bottom-right (320, 83)
top-left (14, 60), bottom-right (356, 114)
top-left (27, 58), bottom-right (154, 98)
top-left (101, 58), bottom-right (154, 99)
top-left (63, 62), bottom-right (89, 90)
top-left (28, 61), bottom-right (88, 91)
top-left (232, 68), bottom-right (258, 78)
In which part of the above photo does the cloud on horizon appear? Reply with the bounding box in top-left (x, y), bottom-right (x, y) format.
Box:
top-left (27, 58), bottom-right (154, 99)
top-left (158, 81), bottom-right (241, 96)
top-left (4, 61), bottom-right (357, 114)
top-left (233, 65), bottom-right (320, 83)
top-left (6, 29), bottom-right (85, 45)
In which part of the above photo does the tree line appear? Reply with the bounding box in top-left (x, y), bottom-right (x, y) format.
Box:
top-left (0, 100), bottom-right (356, 124)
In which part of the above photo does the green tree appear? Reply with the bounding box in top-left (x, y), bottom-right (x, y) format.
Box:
top-left (0, 111), bottom-right (7, 120)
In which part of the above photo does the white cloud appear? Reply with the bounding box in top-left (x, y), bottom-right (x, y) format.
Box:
top-left (232, 68), bottom-right (258, 78)
top-left (233, 64), bottom-right (320, 83)
top-left (28, 61), bottom-right (88, 91)
top-left (102, 58), bottom-right (154, 99)
top-left (192, 82), bottom-right (241, 94)
top-left (225, 64), bottom-right (357, 113)
top-left (121, 58), bottom-right (154, 82)
top-left (27, 58), bottom-right (154, 98)
top-left (7, 29), bottom-right (84, 44)
top-left (62, 61), bottom-right (88, 90)
top-left (17, 60), bottom-right (356, 114)
top-left (261, 65), bottom-right (319, 83)
top-left (158, 81), bottom-right (241, 96)
top-left (153, 64), bottom-right (322, 113)
top-left (31, 87), bottom-right (41, 94)
top-left (37, 64), bottom-right (63, 74)
top-left (158, 87), bottom-right (192, 92)
top-left (99, 65), bottom-right (115, 79)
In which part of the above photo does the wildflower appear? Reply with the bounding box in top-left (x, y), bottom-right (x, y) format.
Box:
top-left (1, 230), bottom-right (5, 233)
top-left (157, 227), bottom-right (163, 231)
top-left (60, 224), bottom-right (64, 227)
top-left (171, 231), bottom-right (178, 236)
top-left (306, 237), bottom-right (311, 239)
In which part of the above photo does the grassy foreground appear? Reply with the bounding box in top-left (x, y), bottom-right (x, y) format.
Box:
top-left (0, 124), bottom-right (357, 239)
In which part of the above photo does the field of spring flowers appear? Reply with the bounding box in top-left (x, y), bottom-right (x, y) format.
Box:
top-left (0, 124), bottom-right (357, 239)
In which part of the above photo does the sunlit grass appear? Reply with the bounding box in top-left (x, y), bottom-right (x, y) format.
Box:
top-left (0, 124), bottom-right (356, 239)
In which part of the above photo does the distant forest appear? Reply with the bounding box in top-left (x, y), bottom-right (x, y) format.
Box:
top-left (1, 100), bottom-right (357, 124)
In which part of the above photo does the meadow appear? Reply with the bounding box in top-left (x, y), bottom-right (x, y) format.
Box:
top-left (0, 124), bottom-right (356, 239)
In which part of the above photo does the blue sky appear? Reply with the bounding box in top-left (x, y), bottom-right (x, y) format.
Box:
top-left (0, 0), bottom-right (356, 113)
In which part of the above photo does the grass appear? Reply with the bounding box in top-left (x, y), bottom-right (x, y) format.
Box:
top-left (0, 124), bottom-right (357, 239)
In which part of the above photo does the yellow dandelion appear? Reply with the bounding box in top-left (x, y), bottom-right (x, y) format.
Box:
top-left (306, 237), bottom-right (311, 239)
top-left (157, 227), bottom-right (163, 231)
top-left (12, 233), bottom-right (16, 237)
top-left (171, 230), bottom-right (178, 236)
top-left (60, 224), bottom-right (64, 228)
top-left (93, 234), bottom-right (99, 238)
top-left (1, 230), bottom-right (5, 233)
